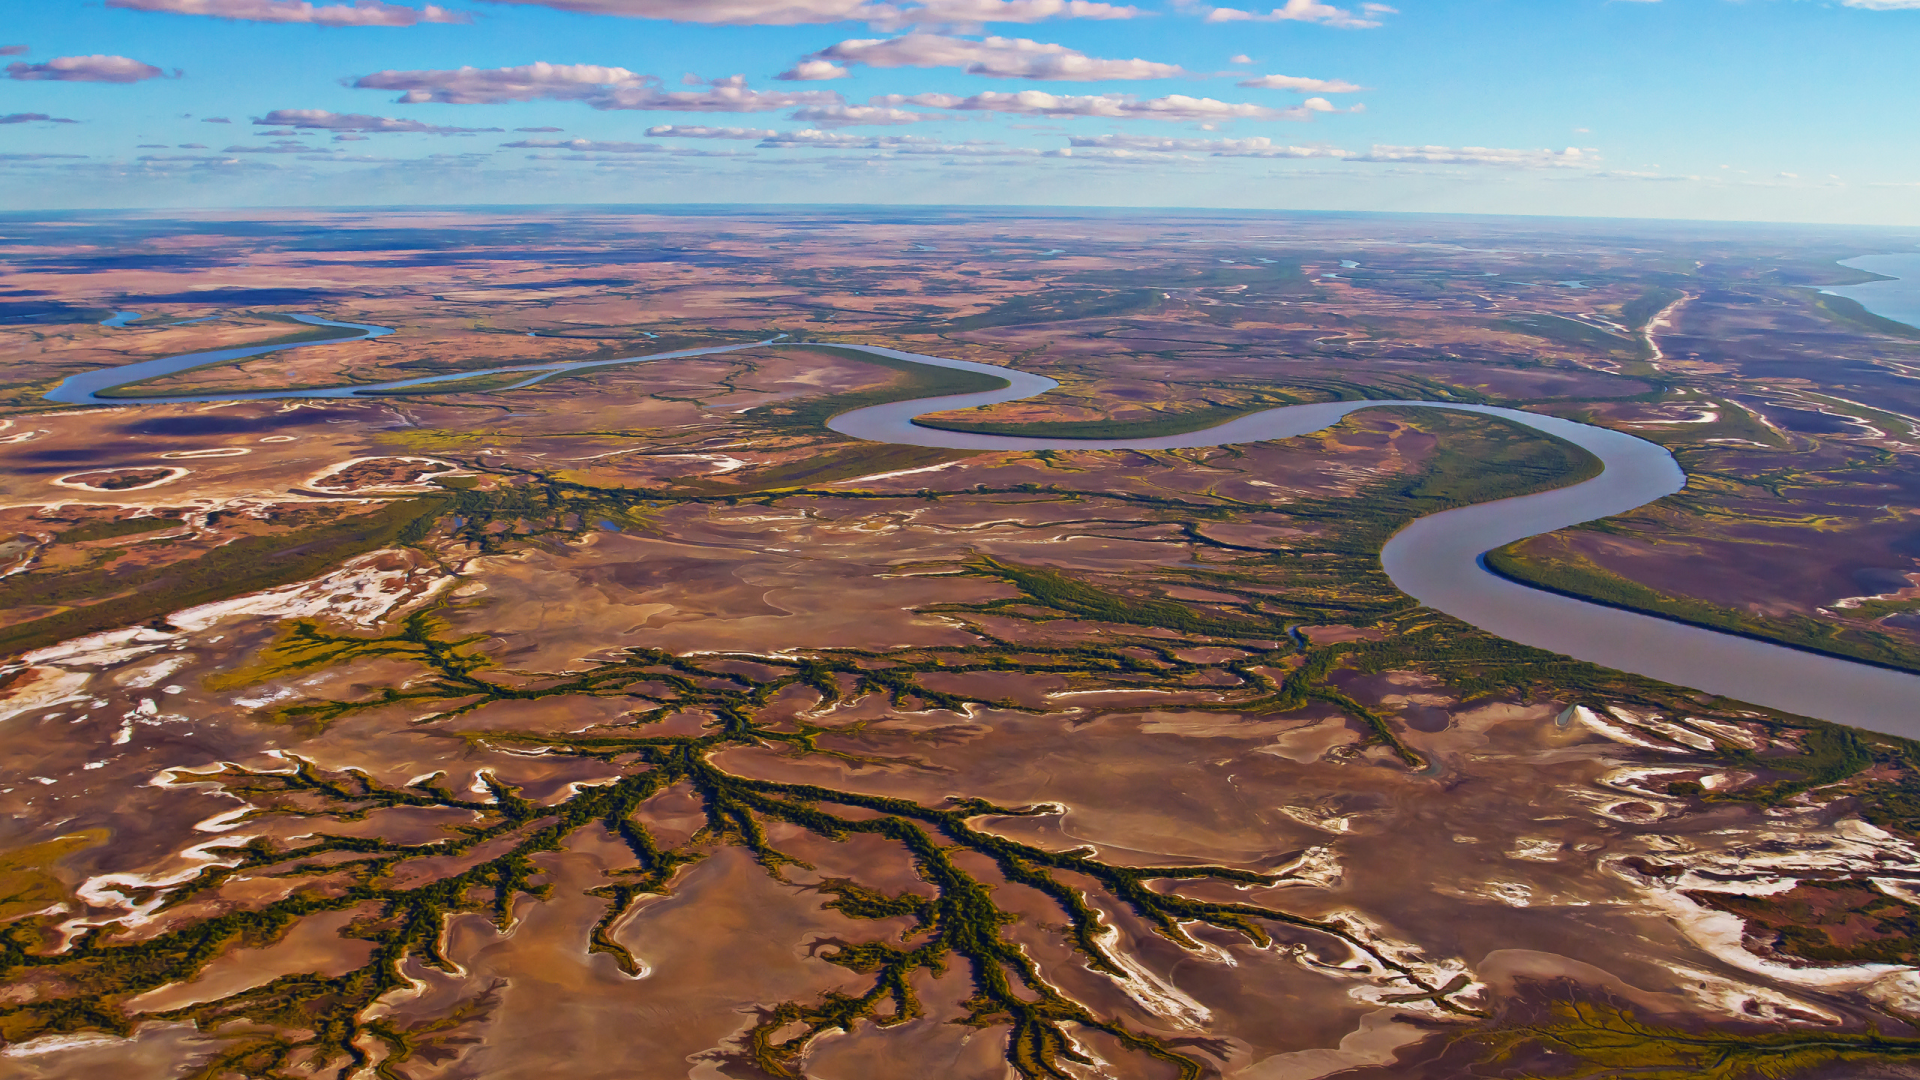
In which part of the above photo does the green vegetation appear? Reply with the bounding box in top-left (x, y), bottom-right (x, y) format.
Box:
top-left (1688, 879), bottom-right (1920, 965)
top-left (912, 379), bottom-right (1495, 441)
top-left (663, 444), bottom-right (971, 495)
top-left (55, 515), bottom-right (178, 544)
top-left (0, 618), bottom-right (1485, 1078)
top-left (1808, 291), bottom-right (1920, 341)
top-left (0, 831), bottom-right (107, 923)
top-left (893, 287), bottom-right (1163, 333)
top-left (1494, 313), bottom-right (1635, 355)
top-left (1621, 286), bottom-right (1685, 331)
top-left (1485, 539), bottom-right (1920, 675)
top-left (354, 370), bottom-right (547, 396)
top-left (1468, 996), bottom-right (1920, 1079)
top-left (10, 401), bottom-right (1908, 1078)
top-left (745, 345), bottom-right (1009, 433)
top-left (0, 497), bottom-right (447, 660)
top-left (913, 402), bottom-right (1280, 440)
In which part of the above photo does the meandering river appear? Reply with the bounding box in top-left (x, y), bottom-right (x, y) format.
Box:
top-left (51, 278), bottom-right (1920, 736)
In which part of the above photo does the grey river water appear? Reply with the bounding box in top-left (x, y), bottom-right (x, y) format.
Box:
top-left (50, 276), bottom-right (1920, 736)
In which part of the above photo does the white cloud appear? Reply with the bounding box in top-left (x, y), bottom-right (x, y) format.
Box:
top-left (1068, 133), bottom-right (1600, 168)
top-left (6, 55), bottom-right (169, 82)
top-left (1237, 73), bottom-right (1363, 93)
top-left (1071, 132), bottom-right (1338, 154)
top-left (1199, 0), bottom-right (1389, 28)
top-left (1842, 0), bottom-right (1920, 8)
top-left (757, 128), bottom-right (945, 147)
top-left (505, 137), bottom-right (659, 150)
top-left (874, 89), bottom-right (1315, 120)
top-left (105, 0), bottom-right (467, 25)
top-left (254, 108), bottom-right (503, 133)
top-left (1352, 143), bottom-right (1595, 167)
top-left (787, 103), bottom-right (947, 125)
top-left (647, 124), bottom-right (781, 138)
top-left (1229, 53), bottom-right (1251, 64)
top-left (782, 33), bottom-right (1181, 81)
top-left (223, 142), bottom-right (327, 152)
top-left (354, 62), bottom-right (648, 103)
top-left (779, 59), bottom-right (851, 80)
top-left (353, 65), bottom-right (841, 112)
top-left (470, 0), bottom-right (1139, 26)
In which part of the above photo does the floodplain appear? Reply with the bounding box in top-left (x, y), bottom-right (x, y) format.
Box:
top-left (2, 209), bottom-right (1920, 1080)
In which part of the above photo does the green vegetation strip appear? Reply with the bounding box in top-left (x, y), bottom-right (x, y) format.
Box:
top-left (1810, 291), bottom-right (1920, 342)
top-left (746, 344), bottom-right (1009, 433)
top-left (0, 498), bottom-right (446, 660)
top-left (1484, 540), bottom-right (1920, 675)
top-left (12, 408), bottom-right (1920, 1078)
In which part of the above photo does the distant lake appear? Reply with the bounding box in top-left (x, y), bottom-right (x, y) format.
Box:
top-left (1826, 253), bottom-right (1920, 331)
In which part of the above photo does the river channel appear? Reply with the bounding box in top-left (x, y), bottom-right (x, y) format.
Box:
top-left (51, 287), bottom-right (1920, 737)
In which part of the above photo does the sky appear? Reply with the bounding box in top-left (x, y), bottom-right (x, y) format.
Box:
top-left (1, 0), bottom-right (1916, 223)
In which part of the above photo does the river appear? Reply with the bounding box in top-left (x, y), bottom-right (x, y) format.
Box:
top-left (48, 267), bottom-right (1920, 736)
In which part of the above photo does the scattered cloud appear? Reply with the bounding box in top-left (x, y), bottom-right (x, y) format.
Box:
top-left (515, 125), bottom-right (564, 131)
top-left (177, 142), bottom-right (208, 147)
top-left (787, 103), bottom-right (946, 125)
top-left (0, 46), bottom-right (27, 57)
top-left (253, 108), bottom-right (504, 133)
top-left (1228, 53), bottom-right (1251, 64)
top-left (1351, 143), bottom-right (1595, 167)
top-left (223, 142), bottom-right (327, 152)
top-left (0, 112), bottom-right (80, 124)
top-left (779, 60), bottom-right (851, 80)
top-left (6, 55), bottom-right (170, 82)
top-left (354, 62), bottom-right (647, 103)
top-left (1068, 133), bottom-right (1599, 168)
top-left (333, 133), bottom-right (370, 140)
top-left (1843, 0), bottom-right (1920, 8)
top-left (781, 34), bottom-right (1181, 81)
top-left (105, 0), bottom-right (468, 25)
top-left (1236, 73), bottom-right (1363, 93)
top-left (0, 152), bottom-right (90, 160)
top-left (756, 128), bottom-right (944, 147)
top-left (137, 143), bottom-right (170, 148)
top-left (1071, 132), bottom-right (1331, 153)
top-left (874, 89), bottom-right (1318, 120)
top-left (466, 0), bottom-right (1140, 27)
top-left (503, 137), bottom-right (659, 150)
top-left (353, 65), bottom-right (841, 112)
top-left (1196, 0), bottom-right (1391, 28)
top-left (647, 124), bottom-right (781, 138)
top-left (203, 116), bottom-right (232, 123)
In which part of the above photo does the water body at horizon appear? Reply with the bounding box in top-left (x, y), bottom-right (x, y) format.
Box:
top-left (1824, 253), bottom-right (1920, 331)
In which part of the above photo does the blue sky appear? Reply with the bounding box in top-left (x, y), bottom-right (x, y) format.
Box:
top-left (2, 0), bottom-right (1915, 223)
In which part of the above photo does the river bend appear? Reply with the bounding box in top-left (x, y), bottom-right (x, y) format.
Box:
top-left (48, 321), bottom-right (1920, 736)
